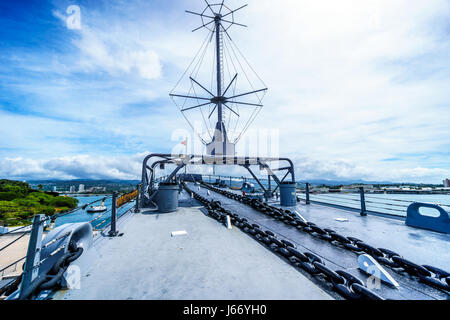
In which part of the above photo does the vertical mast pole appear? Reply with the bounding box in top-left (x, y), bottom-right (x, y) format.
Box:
top-left (184, 137), bottom-right (188, 175)
top-left (215, 17), bottom-right (223, 125)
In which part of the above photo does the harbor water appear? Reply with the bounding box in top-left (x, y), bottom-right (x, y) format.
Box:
top-left (297, 193), bottom-right (450, 217)
top-left (55, 195), bottom-right (135, 230)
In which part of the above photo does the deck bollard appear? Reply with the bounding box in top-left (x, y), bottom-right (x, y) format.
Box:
top-left (305, 183), bottom-right (311, 205)
top-left (109, 192), bottom-right (119, 237)
top-left (359, 187), bottom-right (367, 216)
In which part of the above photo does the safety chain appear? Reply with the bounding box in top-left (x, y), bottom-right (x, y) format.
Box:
top-left (200, 182), bottom-right (450, 294)
top-left (184, 183), bottom-right (384, 300)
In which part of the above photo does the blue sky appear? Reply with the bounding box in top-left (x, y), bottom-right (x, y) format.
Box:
top-left (0, 0), bottom-right (450, 183)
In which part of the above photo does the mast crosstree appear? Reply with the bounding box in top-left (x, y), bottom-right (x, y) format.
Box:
top-left (170, 0), bottom-right (267, 156)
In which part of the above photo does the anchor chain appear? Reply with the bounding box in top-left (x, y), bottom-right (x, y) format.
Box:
top-left (199, 182), bottom-right (450, 294)
top-left (183, 183), bottom-right (384, 300)
top-left (18, 240), bottom-right (84, 300)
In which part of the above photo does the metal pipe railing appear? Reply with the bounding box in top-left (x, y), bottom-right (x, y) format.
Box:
top-left (296, 183), bottom-right (450, 218)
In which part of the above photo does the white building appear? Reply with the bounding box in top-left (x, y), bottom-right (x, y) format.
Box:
top-left (69, 186), bottom-right (75, 193)
top-left (53, 186), bottom-right (57, 192)
top-left (443, 179), bottom-right (450, 188)
top-left (78, 184), bottom-right (85, 193)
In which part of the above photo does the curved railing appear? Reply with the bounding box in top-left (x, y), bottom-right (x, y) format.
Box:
top-left (297, 192), bottom-right (450, 217)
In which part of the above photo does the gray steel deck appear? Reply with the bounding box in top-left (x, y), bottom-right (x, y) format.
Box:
top-left (58, 198), bottom-right (332, 300)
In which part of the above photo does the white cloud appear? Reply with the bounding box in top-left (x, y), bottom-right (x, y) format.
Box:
top-left (0, 153), bottom-right (147, 181)
top-left (2, 153), bottom-right (449, 183)
top-left (233, 0), bottom-right (450, 177)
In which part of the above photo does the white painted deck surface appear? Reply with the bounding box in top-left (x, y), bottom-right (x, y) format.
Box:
top-left (60, 206), bottom-right (332, 300)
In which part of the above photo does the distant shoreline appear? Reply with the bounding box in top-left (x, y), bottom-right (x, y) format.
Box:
top-left (298, 191), bottom-right (450, 195)
top-left (62, 194), bottom-right (112, 197)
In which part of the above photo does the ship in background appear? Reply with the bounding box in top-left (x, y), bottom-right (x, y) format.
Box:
top-left (0, 1), bottom-right (449, 301)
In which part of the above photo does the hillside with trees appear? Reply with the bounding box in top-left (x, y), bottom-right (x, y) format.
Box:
top-left (0, 180), bottom-right (78, 226)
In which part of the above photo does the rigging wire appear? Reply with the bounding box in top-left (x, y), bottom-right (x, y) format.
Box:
top-left (189, 28), bottom-right (214, 138)
top-left (221, 26), bottom-right (235, 135)
top-left (223, 31), bottom-right (264, 143)
top-left (229, 34), bottom-right (268, 93)
top-left (222, 31), bottom-right (257, 143)
top-left (174, 29), bottom-right (214, 145)
top-left (209, 27), bottom-right (218, 135)
top-left (208, 28), bottom-right (217, 134)
top-left (226, 34), bottom-right (263, 104)
top-left (172, 11), bottom-right (268, 147)
top-left (0, 224), bottom-right (31, 237)
top-left (0, 256), bottom-right (26, 275)
top-left (193, 30), bottom-right (215, 142)
top-left (170, 30), bottom-right (211, 95)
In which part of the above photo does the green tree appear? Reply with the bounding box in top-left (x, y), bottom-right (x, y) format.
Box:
top-left (0, 180), bottom-right (78, 226)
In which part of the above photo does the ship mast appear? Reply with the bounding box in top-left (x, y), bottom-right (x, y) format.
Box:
top-left (170, 1), bottom-right (267, 157)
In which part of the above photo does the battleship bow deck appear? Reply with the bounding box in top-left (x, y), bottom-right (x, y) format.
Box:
top-left (59, 197), bottom-right (332, 300)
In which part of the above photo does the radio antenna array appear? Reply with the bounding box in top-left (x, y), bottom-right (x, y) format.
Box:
top-left (170, 1), bottom-right (268, 156)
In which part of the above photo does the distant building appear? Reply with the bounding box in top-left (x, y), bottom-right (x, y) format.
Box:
top-left (53, 186), bottom-right (57, 192)
top-left (86, 186), bottom-right (106, 193)
top-left (78, 184), bottom-right (85, 193)
top-left (69, 186), bottom-right (75, 193)
top-left (443, 179), bottom-right (450, 188)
